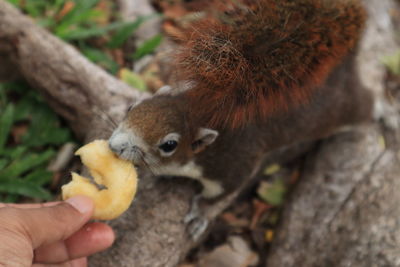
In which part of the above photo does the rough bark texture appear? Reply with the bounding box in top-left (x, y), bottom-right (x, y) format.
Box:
top-left (0, 0), bottom-right (399, 266)
top-left (266, 0), bottom-right (400, 265)
top-left (267, 126), bottom-right (400, 266)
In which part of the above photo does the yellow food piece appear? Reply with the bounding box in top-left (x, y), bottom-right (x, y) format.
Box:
top-left (62, 140), bottom-right (138, 220)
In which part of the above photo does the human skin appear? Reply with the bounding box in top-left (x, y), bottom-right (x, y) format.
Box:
top-left (0, 195), bottom-right (114, 267)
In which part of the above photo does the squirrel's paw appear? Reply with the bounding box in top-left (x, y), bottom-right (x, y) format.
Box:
top-left (184, 195), bottom-right (209, 241)
top-left (186, 216), bottom-right (209, 242)
top-left (373, 97), bottom-right (400, 130)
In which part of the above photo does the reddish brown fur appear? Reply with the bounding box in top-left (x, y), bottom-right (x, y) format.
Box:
top-left (174, 0), bottom-right (366, 129)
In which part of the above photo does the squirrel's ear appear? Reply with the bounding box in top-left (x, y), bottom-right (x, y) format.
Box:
top-left (192, 128), bottom-right (219, 154)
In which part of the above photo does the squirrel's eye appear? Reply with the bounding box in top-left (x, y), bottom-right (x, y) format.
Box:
top-left (159, 140), bottom-right (178, 153)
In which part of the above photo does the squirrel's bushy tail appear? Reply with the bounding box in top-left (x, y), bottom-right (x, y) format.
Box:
top-left (175, 0), bottom-right (366, 129)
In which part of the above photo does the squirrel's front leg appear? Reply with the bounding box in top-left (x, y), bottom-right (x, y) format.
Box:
top-left (183, 194), bottom-right (208, 240)
top-left (183, 176), bottom-right (225, 240)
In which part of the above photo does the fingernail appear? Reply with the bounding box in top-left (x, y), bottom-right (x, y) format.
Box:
top-left (66, 196), bottom-right (93, 214)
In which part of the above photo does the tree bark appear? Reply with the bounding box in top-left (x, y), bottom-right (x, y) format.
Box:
top-left (0, 0), bottom-right (399, 266)
top-left (267, 126), bottom-right (400, 266)
top-left (266, 0), bottom-right (400, 265)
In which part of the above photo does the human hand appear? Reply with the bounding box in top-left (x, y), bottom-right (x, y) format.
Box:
top-left (0, 195), bottom-right (114, 267)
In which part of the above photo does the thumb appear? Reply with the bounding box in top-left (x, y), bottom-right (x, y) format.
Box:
top-left (14, 196), bottom-right (94, 248)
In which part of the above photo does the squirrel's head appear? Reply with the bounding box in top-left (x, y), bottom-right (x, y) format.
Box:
top-left (108, 94), bottom-right (219, 175)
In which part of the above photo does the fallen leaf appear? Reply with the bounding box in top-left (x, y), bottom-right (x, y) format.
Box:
top-left (197, 236), bottom-right (259, 267)
top-left (119, 68), bottom-right (147, 91)
top-left (250, 199), bottom-right (271, 229)
top-left (222, 212), bottom-right (249, 228)
top-left (378, 135), bottom-right (386, 149)
top-left (263, 163), bottom-right (280, 175)
top-left (142, 61), bottom-right (165, 93)
top-left (265, 230), bottom-right (274, 242)
top-left (56, 1), bottom-right (75, 20)
top-left (257, 179), bottom-right (286, 206)
top-left (110, 49), bottom-right (125, 66)
top-left (382, 50), bottom-right (400, 76)
top-left (94, 0), bottom-right (112, 25)
top-left (163, 20), bottom-right (186, 40)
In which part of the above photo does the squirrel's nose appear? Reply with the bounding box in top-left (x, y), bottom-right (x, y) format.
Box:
top-left (108, 131), bottom-right (140, 162)
top-left (109, 139), bottom-right (126, 155)
top-left (109, 124), bottom-right (147, 163)
top-left (108, 133), bottom-right (128, 155)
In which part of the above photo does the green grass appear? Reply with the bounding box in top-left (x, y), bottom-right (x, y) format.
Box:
top-left (133, 34), bottom-right (163, 60)
top-left (0, 82), bottom-right (72, 202)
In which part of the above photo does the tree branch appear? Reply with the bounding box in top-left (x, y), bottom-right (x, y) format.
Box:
top-left (0, 1), bottom-right (145, 140)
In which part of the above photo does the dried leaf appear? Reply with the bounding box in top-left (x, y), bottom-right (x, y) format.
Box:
top-left (56, 1), bottom-right (75, 20)
top-left (222, 212), bottom-right (249, 227)
top-left (197, 236), bottom-right (259, 267)
top-left (94, 0), bottom-right (112, 25)
top-left (265, 230), bottom-right (274, 242)
top-left (163, 20), bottom-right (186, 40)
top-left (250, 199), bottom-right (270, 229)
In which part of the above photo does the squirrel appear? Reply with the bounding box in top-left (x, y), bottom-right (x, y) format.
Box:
top-left (109, 0), bottom-right (373, 212)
